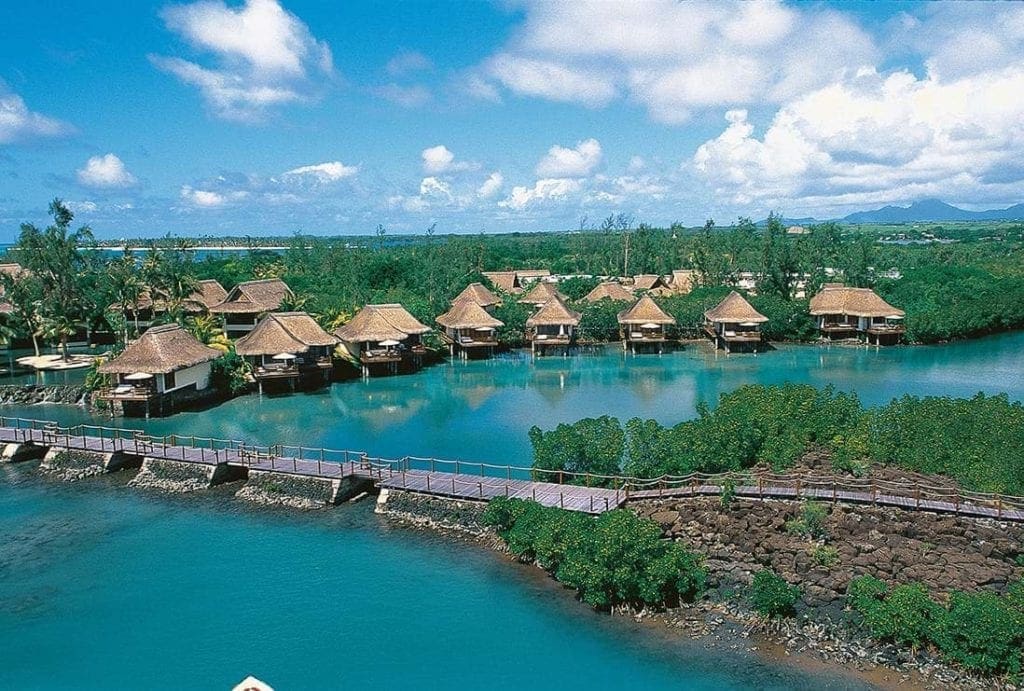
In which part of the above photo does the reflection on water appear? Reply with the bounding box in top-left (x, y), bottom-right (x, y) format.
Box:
top-left (1, 333), bottom-right (1022, 465)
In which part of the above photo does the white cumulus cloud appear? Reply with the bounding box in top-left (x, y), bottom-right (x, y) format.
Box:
top-left (693, 64), bottom-right (1024, 212)
top-left (76, 154), bottom-right (137, 188)
top-left (421, 145), bottom-right (475, 174)
top-left (499, 178), bottom-right (582, 211)
top-left (471, 0), bottom-right (877, 123)
top-left (152, 0), bottom-right (333, 121)
top-left (477, 172), bottom-right (504, 198)
top-left (0, 86), bottom-right (73, 143)
top-left (283, 161), bottom-right (358, 182)
top-left (180, 185), bottom-right (248, 208)
top-left (535, 138), bottom-right (602, 177)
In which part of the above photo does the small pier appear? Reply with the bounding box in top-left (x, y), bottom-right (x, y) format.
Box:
top-left (1, 416), bottom-right (1022, 521)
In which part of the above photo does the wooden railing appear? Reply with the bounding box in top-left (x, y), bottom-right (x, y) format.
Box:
top-left (1, 414), bottom-right (1022, 520)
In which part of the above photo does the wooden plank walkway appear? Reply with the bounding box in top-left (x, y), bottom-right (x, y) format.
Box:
top-left (2, 421), bottom-right (1023, 520)
top-left (629, 484), bottom-right (1024, 522)
top-left (379, 470), bottom-right (623, 514)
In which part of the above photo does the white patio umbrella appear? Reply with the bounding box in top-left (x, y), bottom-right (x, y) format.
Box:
top-left (379, 339), bottom-right (401, 347)
top-left (271, 353), bottom-right (296, 360)
top-left (232, 676), bottom-right (274, 691)
top-left (125, 372), bottom-right (153, 381)
top-left (740, 322), bottom-right (759, 327)
top-left (641, 322), bottom-right (659, 329)
top-left (474, 327), bottom-right (494, 331)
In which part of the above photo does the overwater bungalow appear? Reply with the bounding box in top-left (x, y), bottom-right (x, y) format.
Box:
top-left (334, 303), bottom-right (431, 376)
top-left (703, 291), bottom-right (768, 352)
top-left (519, 280), bottom-right (566, 306)
top-left (234, 312), bottom-right (337, 392)
top-left (482, 269), bottom-right (550, 294)
top-left (583, 281), bottom-right (634, 303)
top-left (95, 324), bottom-right (221, 416)
top-left (209, 278), bottom-right (292, 338)
top-left (809, 284), bottom-right (906, 345)
top-left (617, 295), bottom-right (676, 354)
top-left (451, 282), bottom-right (501, 310)
top-left (525, 297), bottom-right (581, 356)
top-left (436, 300), bottom-right (504, 359)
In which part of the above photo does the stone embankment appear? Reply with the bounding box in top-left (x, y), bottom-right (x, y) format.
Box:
top-left (375, 488), bottom-right (490, 537)
top-left (0, 385), bottom-right (89, 406)
top-left (235, 471), bottom-right (373, 509)
top-left (129, 458), bottom-right (246, 493)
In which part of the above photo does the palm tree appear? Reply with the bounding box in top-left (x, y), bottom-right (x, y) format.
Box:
top-left (40, 313), bottom-right (77, 361)
top-left (278, 291), bottom-right (310, 312)
top-left (186, 314), bottom-right (232, 352)
top-left (106, 249), bottom-right (144, 342)
top-left (0, 321), bottom-right (16, 374)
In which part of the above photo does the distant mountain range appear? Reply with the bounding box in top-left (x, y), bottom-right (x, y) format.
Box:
top-left (758, 199), bottom-right (1024, 226)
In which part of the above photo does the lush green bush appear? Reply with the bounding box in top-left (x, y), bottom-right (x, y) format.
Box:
top-left (785, 501), bottom-right (829, 541)
top-left (210, 350), bottom-right (250, 394)
top-left (932, 591), bottom-right (1024, 675)
top-left (578, 298), bottom-right (625, 342)
top-left (750, 569), bottom-right (800, 617)
top-left (848, 576), bottom-right (1024, 675)
top-left (854, 393), bottom-right (1024, 495)
top-left (535, 383), bottom-right (1024, 497)
top-left (482, 497), bottom-right (707, 610)
top-left (557, 276), bottom-right (601, 301)
top-left (528, 416), bottom-right (624, 484)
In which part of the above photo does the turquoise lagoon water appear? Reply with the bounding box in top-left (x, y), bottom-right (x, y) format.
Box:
top-left (2, 333), bottom-right (1023, 689)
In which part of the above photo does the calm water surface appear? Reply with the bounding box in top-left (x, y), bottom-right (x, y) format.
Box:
top-left (2, 332), bottom-right (1022, 689)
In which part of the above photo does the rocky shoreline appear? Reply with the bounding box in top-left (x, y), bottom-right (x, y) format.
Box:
top-left (0, 384), bottom-right (89, 407)
top-left (376, 487), bottom-right (1021, 690)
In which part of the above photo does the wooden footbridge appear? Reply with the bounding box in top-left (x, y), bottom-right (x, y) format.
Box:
top-left (1, 415), bottom-right (1022, 521)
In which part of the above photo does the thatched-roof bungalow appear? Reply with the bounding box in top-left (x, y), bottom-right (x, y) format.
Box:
top-left (669, 269), bottom-right (697, 295)
top-left (482, 269), bottom-right (551, 294)
top-left (436, 300), bottom-right (504, 358)
top-left (334, 304), bottom-right (431, 376)
top-left (583, 281), bottom-right (634, 303)
top-left (618, 295), bottom-right (676, 353)
top-left (703, 291), bottom-right (768, 352)
top-left (110, 279), bottom-right (228, 333)
top-left (809, 284), bottom-right (905, 345)
top-left (525, 297), bottom-right (581, 356)
top-left (451, 282), bottom-right (501, 309)
top-left (209, 278), bottom-right (293, 338)
top-left (519, 281), bottom-right (566, 306)
top-left (235, 312), bottom-right (337, 391)
top-left (632, 274), bottom-right (672, 295)
top-left (96, 324), bottom-right (222, 416)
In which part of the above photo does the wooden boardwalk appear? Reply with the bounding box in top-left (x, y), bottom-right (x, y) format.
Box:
top-left (2, 416), bottom-right (1023, 520)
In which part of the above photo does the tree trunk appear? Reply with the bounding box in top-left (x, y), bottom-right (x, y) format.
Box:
top-left (61, 335), bottom-right (69, 361)
top-left (31, 333), bottom-right (40, 358)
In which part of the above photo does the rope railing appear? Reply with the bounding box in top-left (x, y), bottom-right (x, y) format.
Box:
top-left (0, 415), bottom-right (1022, 519)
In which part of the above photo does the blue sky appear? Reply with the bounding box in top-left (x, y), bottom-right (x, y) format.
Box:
top-left (2, 0), bottom-right (1023, 238)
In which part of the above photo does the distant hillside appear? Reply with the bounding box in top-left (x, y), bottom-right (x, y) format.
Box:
top-left (841, 199), bottom-right (1024, 224)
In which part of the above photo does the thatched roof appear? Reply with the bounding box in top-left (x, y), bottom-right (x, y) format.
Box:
top-left (191, 279), bottom-right (228, 309)
top-left (584, 281), bottom-right (634, 303)
top-left (235, 312), bottom-right (337, 356)
top-left (526, 297), bottom-right (581, 327)
top-left (632, 274), bottom-right (669, 291)
top-left (452, 282), bottom-right (500, 308)
top-left (98, 324), bottom-right (221, 375)
top-left (669, 270), bottom-right (696, 294)
top-left (335, 303), bottom-right (431, 343)
top-left (519, 281), bottom-right (565, 305)
top-left (209, 278), bottom-right (292, 314)
top-left (437, 300), bottom-right (504, 330)
top-left (809, 285), bottom-right (905, 318)
top-left (618, 295), bottom-right (676, 325)
top-left (482, 269), bottom-right (550, 294)
top-left (481, 271), bottom-right (518, 293)
top-left (704, 291), bottom-right (768, 324)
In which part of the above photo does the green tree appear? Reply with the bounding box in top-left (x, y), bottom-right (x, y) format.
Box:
top-left (529, 416), bottom-right (624, 484)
